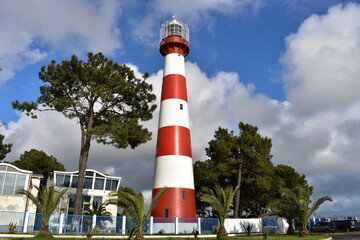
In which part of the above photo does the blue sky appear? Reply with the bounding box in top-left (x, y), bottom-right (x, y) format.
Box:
top-left (1, 0), bottom-right (360, 218)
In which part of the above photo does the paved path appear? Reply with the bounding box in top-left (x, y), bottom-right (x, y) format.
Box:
top-left (329, 232), bottom-right (360, 239)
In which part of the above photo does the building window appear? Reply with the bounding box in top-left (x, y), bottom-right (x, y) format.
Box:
top-left (94, 178), bottom-right (105, 190)
top-left (3, 173), bottom-right (16, 195)
top-left (182, 190), bottom-right (186, 199)
top-left (68, 195), bottom-right (75, 208)
top-left (84, 176), bottom-right (93, 189)
top-left (0, 172), bottom-right (4, 193)
top-left (71, 176), bottom-right (78, 188)
top-left (56, 174), bottom-right (71, 187)
top-left (82, 196), bottom-right (91, 208)
top-left (93, 196), bottom-right (103, 206)
top-left (56, 174), bottom-right (64, 187)
top-left (105, 179), bottom-right (119, 191)
top-left (64, 175), bottom-right (71, 187)
top-left (68, 195), bottom-right (91, 209)
top-left (164, 209), bottom-right (169, 218)
top-left (15, 174), bottom-right (27, 194)
top-left (180, 104), bottom-right (183, 110)
top-left (0, 165), bottom-right (29, 196)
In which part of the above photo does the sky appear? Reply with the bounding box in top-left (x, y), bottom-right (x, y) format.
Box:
top-left (1, 0), bottom-right (360, 218)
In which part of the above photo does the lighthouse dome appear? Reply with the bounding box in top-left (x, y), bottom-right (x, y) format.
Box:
top-left (160, 18), bottom-right (189, 42)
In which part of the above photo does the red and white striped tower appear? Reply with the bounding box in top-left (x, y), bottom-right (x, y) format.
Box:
top-left (151, 17), bottom-right (196, 218)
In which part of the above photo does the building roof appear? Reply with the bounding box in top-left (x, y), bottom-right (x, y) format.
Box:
top-left (0, 163), bottom-right (33, 174)
top-left (52, 169), bottom-right (121, 180)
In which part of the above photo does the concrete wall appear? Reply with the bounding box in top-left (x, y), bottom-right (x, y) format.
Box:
top-left (0, 176), bottom-right (40, 213)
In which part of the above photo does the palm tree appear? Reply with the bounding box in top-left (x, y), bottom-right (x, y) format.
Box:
top-left (16, 185), bottom-right (68, 238)
top-left (108, 187), bottom-right (167, 240)
top-left (200, 184), bottom-right (239, 240)
top-left (298, 195), bottom-right (332, 237)
top-left (269, 187), bottom-right (332, 237)
top-left (84, 201), bottom-right (111, 216)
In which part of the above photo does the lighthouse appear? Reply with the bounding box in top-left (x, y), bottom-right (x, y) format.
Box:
top-left (151, 17), bottom-right (196, 218)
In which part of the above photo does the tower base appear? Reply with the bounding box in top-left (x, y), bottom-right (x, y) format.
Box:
top-left (152, 187), bottom-right (196, 218)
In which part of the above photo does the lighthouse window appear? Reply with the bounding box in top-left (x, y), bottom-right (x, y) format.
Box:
top-left (180, 104), bottom-right (183, 110)
top-left (167, 23), bottom-right (182, 37)
top-left (182, 190), bottom-right (187, 199)
top-left (164, 209), bottom-right (169, 218)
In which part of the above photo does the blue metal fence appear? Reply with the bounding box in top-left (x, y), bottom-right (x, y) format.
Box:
top-left (201, 218), bottom-right (219, 234)
top-left (2, 211), bottom-right (286, 235)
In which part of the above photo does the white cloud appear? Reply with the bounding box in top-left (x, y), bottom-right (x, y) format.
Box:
top-left (0, 0), bottom-right (121, 83)
top-left (268, 3), bottom-right (360, 216)
top-left (281, 3), bottom-right (360, 116)
top-left (271, 3), bottom-right (360, 176)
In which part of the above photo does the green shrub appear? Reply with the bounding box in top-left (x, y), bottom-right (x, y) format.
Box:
top-left (241, 223), bottom-right (254, 236)
top-left (8, 222), bottom-right (17, 233)
top-left (262, 228), bottom-right (270, 240)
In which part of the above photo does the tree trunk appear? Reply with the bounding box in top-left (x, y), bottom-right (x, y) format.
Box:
top-left (233, 162), bottom-right (242, 218)
top-left (134, 231), bottom-right (144, 240)
top-left (299, 226), bottom-right (310, 237)
top-left (37, 223), bottom-right (52, 238)
top-left (73, 133), bottom-right (92, 215)
top-left (286, 219), bottom-right (296, 235)
top-left (217, 226), bottom-right (228, 240)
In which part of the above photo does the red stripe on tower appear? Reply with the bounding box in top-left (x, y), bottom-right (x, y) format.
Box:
top-left (156, 126), bottom-right (192, 157)
top-left (161, 74), bottom-right (188, 101)
top-left (152, 17), bottom-right (196, 219)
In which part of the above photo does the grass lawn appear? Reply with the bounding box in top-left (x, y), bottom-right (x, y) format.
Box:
top-left (3, 235), bottom-right (331, 240)
top-left (191, 236), bottom-right (329, 240)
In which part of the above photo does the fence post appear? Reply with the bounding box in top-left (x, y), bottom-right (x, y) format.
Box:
top-left (92, 215), bottom-right (97, 230)
top-left (175, 217), bottom-right (179, 234)
top-left (22, 211), bottom-right (30, 233)
top-left (197, 217), bottom-right (201, 234)
top-left (149, 216), bottom-right (153, 234)
top-left (122, 215), bottom-right (126, 234)
top-left (58, 213), bottom-right (65, 234)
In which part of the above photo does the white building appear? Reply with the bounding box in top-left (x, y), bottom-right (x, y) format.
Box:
top-left (0, 163), bottom-right (41, 230)
top-left (47, 169), bottom-right (121, 216)
top-left (0, 163), bottom-right (121, 217)
top-left (0, 163), bottom-right (41, 213)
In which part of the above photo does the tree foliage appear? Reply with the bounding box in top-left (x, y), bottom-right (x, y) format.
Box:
top-left (200, 184), bottom-right (238, 240)
top-left (272, 164), bottom-right (313, 199)
top-left (84, 201), bottom-right (111, 216)
top-left (194, 122), bottom-right (318, 219)
top-left (12, 52), bottom-right (157, 215)
top-left (193, 159), bottom-right (218, 217)
top-left (0, 134), bottom-right (12, 161)
top-left (114, 186), bottom-right (138, 216)
top-left (205, 122), bottom-right (273, 217)
top-left (12, 149), bottom-right (65, 186)
top-left (267, 164), bottom-right (313, 234)
top-left (16, 186), bottom-right (68, 238)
